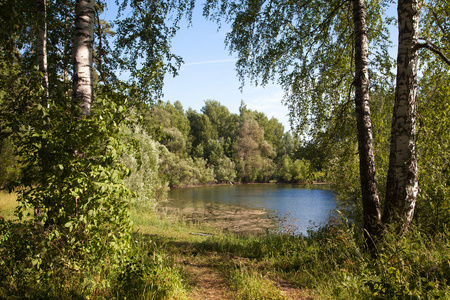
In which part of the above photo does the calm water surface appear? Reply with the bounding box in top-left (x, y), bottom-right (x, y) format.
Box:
top-left (166, 184), bottom-right (337, 235)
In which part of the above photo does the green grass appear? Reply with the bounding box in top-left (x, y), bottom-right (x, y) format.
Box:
top-left (227, 267), bottom-right (285, 299)
top-left (0, 191), bottom-right (18, 220)
top-left (2, 192), bottom-right (450, 299)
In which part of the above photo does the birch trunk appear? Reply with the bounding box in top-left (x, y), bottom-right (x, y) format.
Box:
top-left (73, 0), bottom-right (94, 117)
top-left (35, 0), bottom-right (49, 222)
top-left (37, 0), bottom-right (49, 106)
top-left (382, 0), bottom-right (420, 233)
top-left (353, 0), bottom-right (382, 248)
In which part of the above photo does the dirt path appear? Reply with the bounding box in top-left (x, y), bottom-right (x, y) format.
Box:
top-left (158, 204), bottom-right (314, 299)
top-left (182, 260), bottom-right (231, 299)
top-left (177, 252), bottom-right (314, 300)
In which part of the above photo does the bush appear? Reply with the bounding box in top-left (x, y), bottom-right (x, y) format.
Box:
top-left (0, 94), bottom-right (134, 298)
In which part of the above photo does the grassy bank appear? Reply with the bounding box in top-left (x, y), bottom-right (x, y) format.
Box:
top-left (1, 191), bottom-right (450, 299)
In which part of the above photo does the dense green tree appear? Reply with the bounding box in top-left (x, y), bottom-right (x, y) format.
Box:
top-left (254, 111), bottom-right (285, 157)
top-left (278, 132), bottom-right (298, 158)
top-left (201, 99), bottom-right (233, 138)
top-left (204, 138), bottom-right (225, 166)
top-left (158, 144), bottom-right (215, 186)
top-left (187, 108), bottom-right (216, 149)
top-left (120, 124), bottom-right (169, 205)
top-left (214, 156), bottom-right (236, 182)
top-left (143, 101), bottom-right (191, 155)
top-left (235, 113), bottom-right (275, 182)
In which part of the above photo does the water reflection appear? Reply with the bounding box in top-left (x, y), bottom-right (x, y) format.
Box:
top-left (165, 184), bottom-right (336, 235)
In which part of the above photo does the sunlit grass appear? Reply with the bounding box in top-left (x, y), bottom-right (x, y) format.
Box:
top-left (227, 267), bottom-right (285, 299)
top-left (130, 204), bottom-right (219, 244)
top-left (0, 191), bottom-right (18, 220)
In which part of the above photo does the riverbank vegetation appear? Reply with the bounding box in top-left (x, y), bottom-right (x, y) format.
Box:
top-left (2, 191), bottom-right (450, 299)
top-left (1, 0), bottom-right (450, 298)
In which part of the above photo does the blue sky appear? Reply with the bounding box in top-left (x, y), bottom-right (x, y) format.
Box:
top-left (160, 6), bottom-right (290, 130)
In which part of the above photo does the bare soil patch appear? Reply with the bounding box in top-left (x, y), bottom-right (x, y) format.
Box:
top-left (161, 204), bottom-right (277, 235)
top-left (178, 252), bottom-right (314, 300)
top-left (182, 259), bottom-right (231, 299)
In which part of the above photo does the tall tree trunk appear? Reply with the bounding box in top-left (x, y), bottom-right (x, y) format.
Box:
top-left (73, 0), bottom-right (94, 117)
top-left (382, 0), bottom-right (420, 234)
top-left (353, 0), bottom-right (382, 250)
top-left (37, 0), bottom-right (49, 106)
top-left (36, 0), bottom-right (49, 222)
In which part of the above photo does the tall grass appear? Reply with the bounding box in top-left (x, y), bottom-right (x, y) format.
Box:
top-left (0, 193), bottom-right (191, 299)
top-left (112, 235), bottom-right (189, 300)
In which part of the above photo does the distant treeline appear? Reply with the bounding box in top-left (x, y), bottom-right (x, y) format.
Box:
top-left (119, 99), bottom-right (323, 193)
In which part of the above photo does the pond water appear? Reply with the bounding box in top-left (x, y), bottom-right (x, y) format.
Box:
top-left (164, 184), bottom-right (337, 235)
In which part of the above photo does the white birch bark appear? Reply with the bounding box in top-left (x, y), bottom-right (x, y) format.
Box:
top-left (37, 0), bottom-right (49, 106)
top-left (73, 0), bottom-right (95, 117)
top-left (353, 0), bottom-right (382, 247)
top-left (383, 0), bottom-right (420, 233)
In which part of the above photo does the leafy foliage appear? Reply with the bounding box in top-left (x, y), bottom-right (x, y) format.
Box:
top-left (114, 0), bottom-right (195, 102)
top-left (120, 123), bottom-right (169, 205)
top-left (9, 91), bottom-right (133, 261)
top-left (416, 61), bottom-right (450, 232)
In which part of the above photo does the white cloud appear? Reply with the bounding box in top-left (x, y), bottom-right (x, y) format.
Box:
top-left (244, 88), bottom-right (290, 128)
top-left (183, 59), bottom-right (237, 67)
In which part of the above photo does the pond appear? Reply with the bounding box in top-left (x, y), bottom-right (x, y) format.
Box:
top-left (163, 183), bottom-right (337, 236)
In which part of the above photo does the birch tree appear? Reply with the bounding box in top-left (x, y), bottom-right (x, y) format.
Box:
top-left (36, 0), bottom-right (49, 106)
top-left (73, 0), bottom-right (95, 117)
top-left (382, 0), bottom-right (450, 233)
top-left (382, 0), bottom-right (420, 233)
top-left (204, 0), bottom-right (450, 241)
top-left (353, 0), bottom-right (382, 247)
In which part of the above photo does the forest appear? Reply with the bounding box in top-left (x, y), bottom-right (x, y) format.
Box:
top-left (1, 0), bottom-right (450, 298)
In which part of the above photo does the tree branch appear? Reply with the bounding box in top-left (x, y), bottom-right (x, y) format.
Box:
top-left (416, 39), bottom-right (450, 66)
top-left (428, 7), bottom-right (446, 37)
